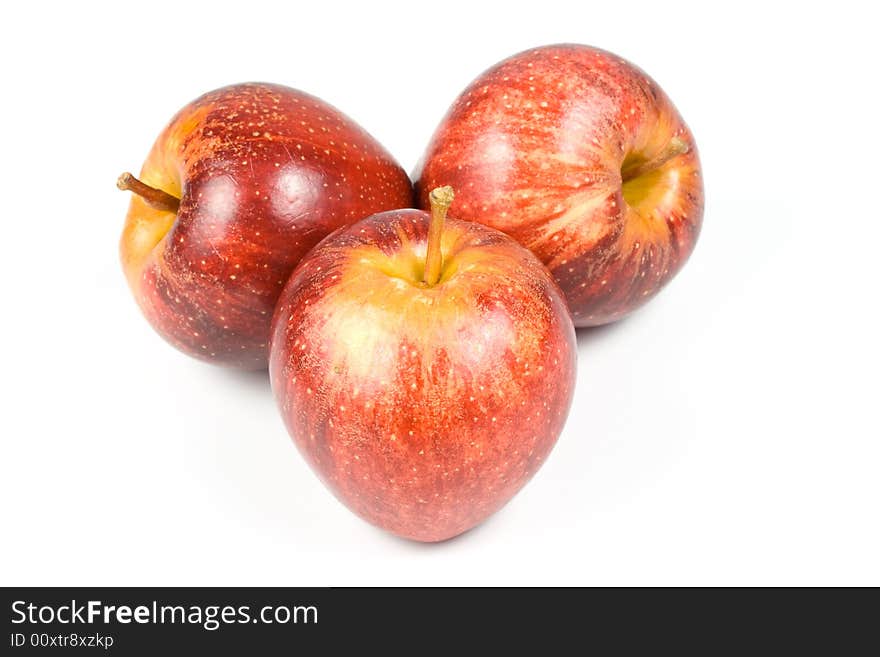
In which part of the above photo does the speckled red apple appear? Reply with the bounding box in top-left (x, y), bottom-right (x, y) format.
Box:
top-left (415, 44), bottom-right (703, 326)
top-left (119, 82), bottom-right (413, 368)
top-left (269, 188), bottom-right (577, 542)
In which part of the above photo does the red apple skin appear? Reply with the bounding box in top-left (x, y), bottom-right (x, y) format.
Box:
top-left (269, 209), bottom-right (577, 542)
top-left (120, 83), bottom-right (413, 369)
top-left (414, 44), bottom-right (703, 326)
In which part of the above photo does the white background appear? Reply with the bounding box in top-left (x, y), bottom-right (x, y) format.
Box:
top-left (1, 0), bottom-right (877, 586)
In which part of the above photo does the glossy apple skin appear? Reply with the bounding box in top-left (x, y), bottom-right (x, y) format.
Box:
top-left (414, 44), bottom-right (703, 326)
top-left (121, 83), bottom-right (413, 368)
top-left (269, 209), bottom-right (576, 542)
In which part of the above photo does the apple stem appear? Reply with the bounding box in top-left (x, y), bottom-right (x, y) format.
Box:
top-left (424, 186), bottom-right (455, 286)
top-left (621, 136), bottom-right (690, 183)
top-left (117, 172), bottom-right (180, 213)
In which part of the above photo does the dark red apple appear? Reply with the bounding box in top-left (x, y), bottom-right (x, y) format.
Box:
top-left (269, 188), bottom-right (577, 541)
top-left (415, 44), bottom-right (703, 326)
top-left (119, 82), bottom-right (413, 368)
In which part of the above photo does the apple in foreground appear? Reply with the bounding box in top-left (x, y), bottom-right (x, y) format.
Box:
top-left (415, 44), bottom-right (704, 326)
top-left (269, 187), bottom-right (576, 541)
top-left (118, 82), bottom-right (413, 368)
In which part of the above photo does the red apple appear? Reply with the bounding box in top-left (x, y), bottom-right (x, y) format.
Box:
top-left (119, 82), bottom-right (413, 368)
top-left (269, 188), bottom-right (576, 541)
top-left (414, 44), bottom-right (703, 326)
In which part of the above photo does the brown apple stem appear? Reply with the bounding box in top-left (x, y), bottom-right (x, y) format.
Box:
top-left (424, 186), bottom-right (455, 286)
top-left (117, 172), bottom-right (180, 213)
top-left (621, 136), bottom-right (690, 183)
